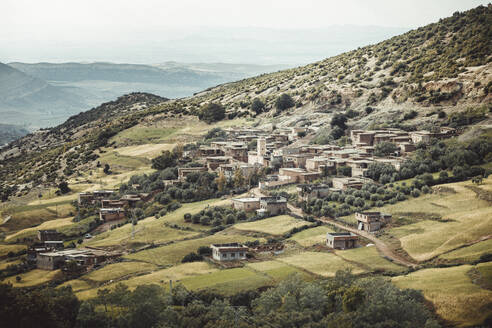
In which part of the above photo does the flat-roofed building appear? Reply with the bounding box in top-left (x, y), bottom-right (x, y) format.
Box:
top-left (297, 184), bottom-right (331, 201)
top-left (178, 166), bottom-right (207, 181)
top-left (99, 208), bottom-right (125, 221)
top-left (231, 197), bottom-right (260, 212)
top-left (211, 243), bottom-right (248, 261)
top-left (355, 212), bottom-right (392, 232)
top-left (326, 232), bottom-right (358, 249)
top-left (332, 177), bottom-right (366, 190)
top-left (38, 229), bottom-right (61, 242)
top-left (259, 196), bottom-right (288, 216)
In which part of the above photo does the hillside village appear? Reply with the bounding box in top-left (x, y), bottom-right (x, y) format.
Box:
top-left (0, 4), bottom-right (491, 328)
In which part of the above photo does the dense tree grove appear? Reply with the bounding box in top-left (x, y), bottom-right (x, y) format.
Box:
top-left (0, 271), bottom-right (441, 328)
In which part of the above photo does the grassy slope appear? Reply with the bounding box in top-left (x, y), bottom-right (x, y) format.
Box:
top-left (84, 261), bottom-right (158, 282)
top-left (340, 177), bottom-right (492, 262)
top-left (393, 262), bottom-right (492, 327)
top-left (2, 269), bottom-right (60, 287)
top-left (234, 215), bottom-right (313, 235)
top-left (439, 238), bottom-right (492, 262)
top-left (277, 251), bottom-right (365, 277)
top-left (335, 246), bottom-right (406, 273)
top-left (288, 225), bottom-right (335, 246)
top-left (124, 233), bottom-right (262, 266)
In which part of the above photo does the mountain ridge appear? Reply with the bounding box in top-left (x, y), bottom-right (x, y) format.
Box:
top-left (0, 4), bottom-right (490, 197)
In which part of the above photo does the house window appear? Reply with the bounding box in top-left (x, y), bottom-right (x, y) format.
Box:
top-left (230, 253), bottom-right (235, 258)
top-left (239, 253), bottom-right (244, 257)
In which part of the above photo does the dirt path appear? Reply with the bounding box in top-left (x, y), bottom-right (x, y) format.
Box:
top-left (316, 216), bottom-right (417, 268)
top-left (251, 186), bottom-right (417, 268)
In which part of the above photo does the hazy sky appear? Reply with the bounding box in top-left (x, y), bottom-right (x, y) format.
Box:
top-left (2, 0), bottom-right (489, 64)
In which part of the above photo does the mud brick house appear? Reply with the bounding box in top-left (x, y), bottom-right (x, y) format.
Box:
top-left (198, 146), bottom-right (224, 157)
top-left (38, 229), bottom-right (61, 242)
top-left (206, 156), bottom-right (232, 170)
top-left (332, 177), bottom-right (366, 190)
top-left (78, 190), bottom-right (114, 205)
top-left (279, 168), bottom-right (321, 183)
top-left (305, 157), bottom-right (336, 173)
top-left (101, 199), bottom-right (125, 208)
top-left (326, 232), bottom-right (358, 249)
top-left (99, 208), bottom-right (126, 221)
top-left (177, 166), bottom-right (207, 181)
top-left (211, 243), bottom-right (248, 261)
top-left (120, 194), bottom-right (143, 207)
top-left (224, 144), bottom-right (248, 162)
top-left (355, 212), bottom-right (392, 232)
top-left (259, 196), bottom-right (288, 216)
top-left (37, 252), bottom-right (66, 270)
top-left (297, 184), bottom-right (331, 201)
top-left (78, 192), bottom-right (94, 205)
top-left (347, 159), bottom-right (373, 177)
top-left (231, 197), bottom-right (260, 212)
top-left (283, 153), bottom-right (314, 169)
top-left (37, 248), bottom-right (119, 270)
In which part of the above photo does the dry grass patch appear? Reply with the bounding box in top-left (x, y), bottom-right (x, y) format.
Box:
top-left (114, 143), bottom-right (176, 159)
top-left (85, 261), bottom-right (157, 282)
top-left (289, 225), bottom-right (334, 246)
top-left (247, 260), bottom-right (312, 281)
top-left (2, 269), bottom-right (60, 287)
top-left (234, 215), bottom-right (312, 235)
top-left (58, 279), bottom-right (92, 292)
top-left (341, 178), bottom-right (492, 262)
top-left (76, 262), bottom-right (217, 300)
top-left (393, 264), bottom-right (492, 327)
top-left (5, 217), bottom-right (74, 242)
top-left (0, 259), bottom-right (21, 270)
top-left (335, 246), bottom-right (406, 273)
top-left (439, 239), bottom-right (492, 262)
top-left (0, 244), bottom-right (26, 257)
top-left (87, 219), bottom-right (199, 247)
top-left (278, 251), bottom-right (365, 277)
top-left (180, 267), bottom-right (273, 295)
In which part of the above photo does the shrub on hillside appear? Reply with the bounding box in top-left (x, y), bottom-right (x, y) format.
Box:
top-left (198, 103), bottom-right (225, 123)
top-left (275, 94), bottom-right (295, 112)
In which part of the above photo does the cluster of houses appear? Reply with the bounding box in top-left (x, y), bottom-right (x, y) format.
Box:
top-left (210, 210), bottom-right (392, 262)
top-left (78, 190), bottom-right (153, 222)
top-left (176, 125), bottom-right (455, 192)
top-left (28, 229), bottom-right (120, 270)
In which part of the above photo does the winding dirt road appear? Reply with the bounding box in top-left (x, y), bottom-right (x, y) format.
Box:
top-left (251, 187), bottom-right (417, 268)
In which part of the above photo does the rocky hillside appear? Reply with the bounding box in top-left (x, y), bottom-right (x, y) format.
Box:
top-left (0, 5), bottom-right (490, 198)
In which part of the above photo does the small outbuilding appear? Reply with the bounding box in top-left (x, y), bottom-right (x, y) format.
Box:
top-left (326, 232), bottom-right (358, 249)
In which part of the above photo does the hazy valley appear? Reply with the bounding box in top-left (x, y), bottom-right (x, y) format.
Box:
top-left (0, 4), bottom-right (491, 328)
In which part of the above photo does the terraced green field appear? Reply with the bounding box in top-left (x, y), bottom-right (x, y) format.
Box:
top-left (278, 251), bottom-right (365, 277)
top-left (288, 225), bottom-right (334, 246)
top-left (335, 246), bottom-right (406, 273)
top-left (234, 215), bottom-right (313, 235)
top-left (124, 233), bottom-right (262, 266)
top-left (85, 261), bottom-right (158, 282)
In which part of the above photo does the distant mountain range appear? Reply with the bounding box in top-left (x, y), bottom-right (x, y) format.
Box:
top-left (0, 61), bottom-right (286, 133)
